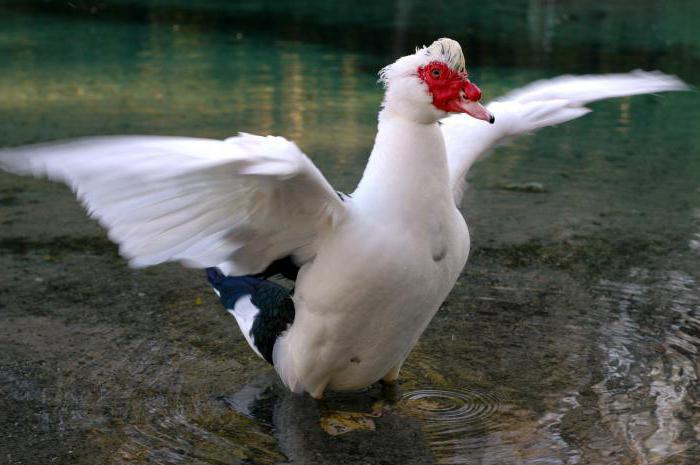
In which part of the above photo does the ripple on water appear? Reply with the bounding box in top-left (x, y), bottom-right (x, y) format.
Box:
top-left (399, 387), bottom-right (503, 461)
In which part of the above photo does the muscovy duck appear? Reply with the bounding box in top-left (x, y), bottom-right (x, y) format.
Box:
top-left (0, 38), bottom-right (686, 398)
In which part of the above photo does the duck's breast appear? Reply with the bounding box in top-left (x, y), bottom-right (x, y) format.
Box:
top-left (273, 205), bottom-right (469, 393)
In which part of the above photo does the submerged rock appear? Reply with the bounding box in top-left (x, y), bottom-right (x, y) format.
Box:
top-left (500, 182), bottom-right (547, 193)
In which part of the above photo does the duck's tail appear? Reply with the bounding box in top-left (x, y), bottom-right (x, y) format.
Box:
top-left (205, 267), bottom-right (295, 365)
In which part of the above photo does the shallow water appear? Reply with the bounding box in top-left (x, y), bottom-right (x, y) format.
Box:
top-left (1, 1), bottom-right (699, 464)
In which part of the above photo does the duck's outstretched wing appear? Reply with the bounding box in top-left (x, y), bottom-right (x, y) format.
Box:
top-left (0, 134), bottom-right (346, 275)
top-left (443, 70), bottom-right (689, 204)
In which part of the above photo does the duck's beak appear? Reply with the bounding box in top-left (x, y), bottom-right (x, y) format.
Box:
top-left (443, 80), bottom-right (495, 123)
top-left (456, 100), bottom-right (495, 124)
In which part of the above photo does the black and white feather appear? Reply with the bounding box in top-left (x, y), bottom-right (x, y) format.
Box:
top-left (207, 268), bottom-right (295, 364)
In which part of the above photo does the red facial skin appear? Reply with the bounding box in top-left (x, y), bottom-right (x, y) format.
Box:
top-left (417, 61), bottom-right (483, 112)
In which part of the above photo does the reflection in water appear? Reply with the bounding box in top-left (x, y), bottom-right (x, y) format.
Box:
top-left (691, 209), bottom-right (700, 253)
top-left (222, 372), bottom-right (436, 465)
top-left (527, 0), bottom-right (556, 55)
top-left (222, 372), bottom-right (512, 465)
top-left (593, 267), bottom-right (700, 464)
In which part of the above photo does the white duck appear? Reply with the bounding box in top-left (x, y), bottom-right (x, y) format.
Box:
top-left (0, 38), bottom-right (686, 398)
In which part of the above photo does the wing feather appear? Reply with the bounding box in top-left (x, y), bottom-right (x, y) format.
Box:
top-left (443, 70), bottom-right (688, 204)
top-left (0, 134), bottom-right (346, 275)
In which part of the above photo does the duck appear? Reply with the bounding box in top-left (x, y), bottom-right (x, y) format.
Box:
top-left (0, 38), bottom-right (687, 398)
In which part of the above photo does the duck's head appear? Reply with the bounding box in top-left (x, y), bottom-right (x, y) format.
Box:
top-left (379, 38), bottom-right (494, 125)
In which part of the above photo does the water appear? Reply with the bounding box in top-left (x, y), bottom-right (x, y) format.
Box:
top-left (1, 1), bottom-right (699, 464)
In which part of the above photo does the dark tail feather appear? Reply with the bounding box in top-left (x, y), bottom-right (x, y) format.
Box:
top-left (204, 266), bottom-right (295, 365)
top-left (206, 267), bottom-right (226, 286)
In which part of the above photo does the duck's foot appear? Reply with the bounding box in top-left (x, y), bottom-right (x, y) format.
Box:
top-left (381, 360), bottom-right (403, 384)
top-left (380, 377), bottom-right (401, 393)
top-left (308, 382), bottom-right (328, 400)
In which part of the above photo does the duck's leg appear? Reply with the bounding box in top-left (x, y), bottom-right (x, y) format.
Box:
top-left (308, 377), bottom-right (331, 400)
top-left (381, 359), bottom-right (404, 384)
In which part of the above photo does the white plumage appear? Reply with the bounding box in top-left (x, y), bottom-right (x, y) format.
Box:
top-left (228, 296), bottom-right (265, 361)
top-left (0, 39), bottom-right (687, 398)
top-left (0, 134), bottom-right (345, 276)
top-left (443, 70), bottom-right (689, 202)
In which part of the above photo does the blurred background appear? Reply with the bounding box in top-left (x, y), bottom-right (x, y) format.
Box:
top-left (0, 1), bottom-right (699, 464)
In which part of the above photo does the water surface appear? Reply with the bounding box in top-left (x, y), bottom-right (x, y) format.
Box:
top-left (1, 1), bottom-right (699, 464)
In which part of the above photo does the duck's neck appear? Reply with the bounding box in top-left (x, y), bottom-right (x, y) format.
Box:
top-left (352, 109), bottom-right (452, 217)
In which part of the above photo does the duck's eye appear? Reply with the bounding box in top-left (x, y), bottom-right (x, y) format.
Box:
top-left (431, 68), bottom-right (442, 79)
